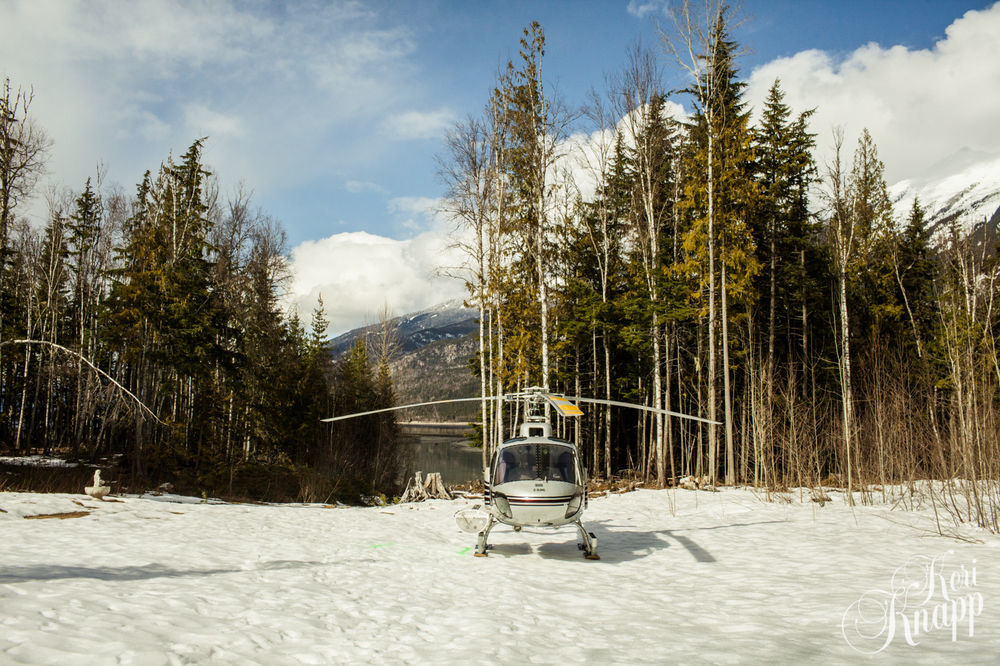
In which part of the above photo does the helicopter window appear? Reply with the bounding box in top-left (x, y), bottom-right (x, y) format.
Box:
top-left (494, 444), bottom-right (575, 484)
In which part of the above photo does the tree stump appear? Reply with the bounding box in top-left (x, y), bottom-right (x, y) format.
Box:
top-left (400, 471), bottom-right (451, 503)
top-left (424, 472), bottom-right (451, 500)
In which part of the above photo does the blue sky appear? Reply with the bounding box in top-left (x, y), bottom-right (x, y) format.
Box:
top-left (259, 0), bottom-right (997, 245)
top-left (2, 0), bottom-right (999, 332)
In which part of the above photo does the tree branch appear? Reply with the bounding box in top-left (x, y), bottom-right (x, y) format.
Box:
top-left (1, 340), bottom-right (165, 425)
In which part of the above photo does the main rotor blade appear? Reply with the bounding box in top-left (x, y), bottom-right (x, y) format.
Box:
top-left (562, 396), bottom-right (722, 425)
top-left (321, 397), bottom-right (499, 423)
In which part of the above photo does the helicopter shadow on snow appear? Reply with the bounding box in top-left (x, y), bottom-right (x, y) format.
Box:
top-left (0, 560), bottom-right (324, 584)
top-left (501, 518), bottom-right (788, 564)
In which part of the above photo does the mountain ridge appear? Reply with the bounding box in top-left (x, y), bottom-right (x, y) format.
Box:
top-left (328, 299), bottom-right (477, 358)
top-left (329, 301), bottom-right (480, 420)
top-left (889, 152), bottom-right (1000, 238)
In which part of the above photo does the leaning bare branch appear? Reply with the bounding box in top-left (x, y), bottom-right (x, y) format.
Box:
top-left (1, 340), bottom-right (165, 425)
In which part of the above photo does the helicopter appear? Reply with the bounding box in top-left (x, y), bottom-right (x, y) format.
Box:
top-left (322, 386), bottom-right (718, 560)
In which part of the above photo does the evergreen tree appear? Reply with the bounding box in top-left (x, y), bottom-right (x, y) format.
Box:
top-left (68, 178), bottom-right (102, 337)
top-left (751, 79), bottom-right (821, 482)
top-left (65, 178), bottom-right (105, 450)
top-left (309, 294), bottom-right (331, 355)
top-left (104, 140), bottom-right (220, 467)
top-left (328, 337), bottom-right (401, 496)
top-left (894, 198), bottom-right (937, 358)
top-left (676, 7), bottom-right (758, 483)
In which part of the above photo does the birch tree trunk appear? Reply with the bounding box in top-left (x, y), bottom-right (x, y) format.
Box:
top-left (722, 258), bottom-right (735, 484)
top-left (478, 216), bottom-right (488, 473)
top-left (839, 263), bottom-right (854, 500)
top-left (707, 126), bottom-right (718, 485)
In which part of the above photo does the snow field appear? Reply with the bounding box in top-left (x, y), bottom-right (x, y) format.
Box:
top-left (2, 487), bottom-right (999, 664)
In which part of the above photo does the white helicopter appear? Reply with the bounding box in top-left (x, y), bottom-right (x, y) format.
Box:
top-left (322, 386), bottom-right (717, 560)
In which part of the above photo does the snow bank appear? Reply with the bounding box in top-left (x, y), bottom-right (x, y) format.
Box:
top-left (1, 488), bottom-right (998, 664)
top-left (0, 456), bottom-right (81, 468)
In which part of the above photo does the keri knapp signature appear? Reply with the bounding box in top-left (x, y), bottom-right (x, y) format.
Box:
top-left (841, 551), bottom-right (984, 654)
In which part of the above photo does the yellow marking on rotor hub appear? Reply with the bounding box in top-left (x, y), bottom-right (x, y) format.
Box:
top-left (549, 397), bottom-right (584, 417)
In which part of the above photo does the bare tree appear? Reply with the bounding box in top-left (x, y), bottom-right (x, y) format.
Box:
top-left (581, 79), bottom-right (624, 478)
top-left (824, 128), bottom-right (857, 502)
top-left (1, 76), bottom-right (51, 385)
top-left (1, 77), bottom-right (50, 253)
top-left (611, 42), bottom-right (673, 485)
top-left (439, 113), bottom-right (500, 470)
top-left (823, 127), bottom-right (893, 503)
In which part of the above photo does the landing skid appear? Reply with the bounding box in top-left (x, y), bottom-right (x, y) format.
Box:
top-left (473, 517), bottom-right (599, 560)
top-left (474, 516), bottom-right (496, 557)
top-left (576, 519), bottom-right (600, 560)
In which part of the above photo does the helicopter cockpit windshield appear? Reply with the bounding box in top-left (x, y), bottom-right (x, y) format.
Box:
top-left (494, 443), bottom-right (576, 485)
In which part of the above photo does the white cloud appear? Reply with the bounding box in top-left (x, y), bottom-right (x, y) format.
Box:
top-left (0, 0), bottom-right (420, 224)
top-left (115, 107), bottom-right (171, 143)
top-left (626, 1), bottom-right (665, 19)
top-left (382, 108), bottom-right (456, 140)
top-left (286, 230), bottom-right (466, 336)
top-left (389, 196), bottom-right (441, 217)
top-left (345, 179), bottom-right (387, 194)
top-left (556, 100), bottom-right (689, 204)
top-left (184, 104), bottom-right (246, 139)
top-left (389, 196), bottom-right (446, 232)
top-left (744, 3), bottom-right (1000, 183)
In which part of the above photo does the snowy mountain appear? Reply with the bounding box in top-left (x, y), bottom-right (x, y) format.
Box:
top-left (327, 301), bottom-right (479, 418)
top-left (889, 151), bottom-right (1000, 239)
top-left (328, 300), bottom-right (476, 358)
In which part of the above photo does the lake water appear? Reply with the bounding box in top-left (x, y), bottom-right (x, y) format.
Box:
top-left (402, 436), bottom-right (483, 485)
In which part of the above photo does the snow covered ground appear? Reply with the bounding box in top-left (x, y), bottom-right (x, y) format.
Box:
top-left (2, 487), bottom-right (998, 664)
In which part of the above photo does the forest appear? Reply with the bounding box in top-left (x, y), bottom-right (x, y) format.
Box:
top-left (0, 86), bottom-right (400, 501)
top-left (439, 8), bottom-right (999, 530)
top-left (1, 4), bottom-right (998, 524)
